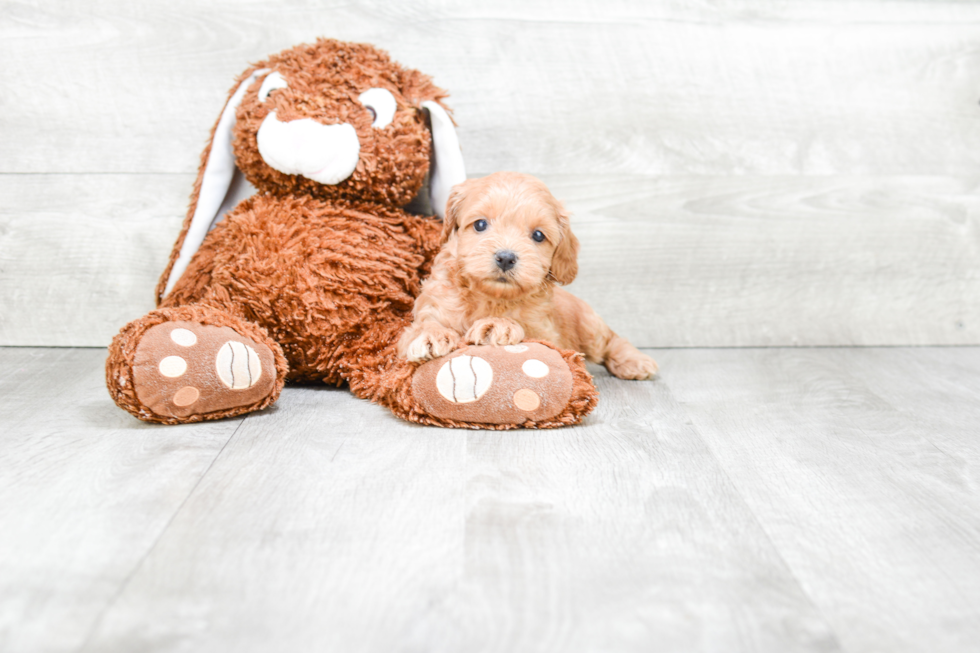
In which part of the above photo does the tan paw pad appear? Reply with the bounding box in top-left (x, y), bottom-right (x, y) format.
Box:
top-left (513, 388), bottom-right (541, 411)
top-left (173, 386), bottom-right (200, 407)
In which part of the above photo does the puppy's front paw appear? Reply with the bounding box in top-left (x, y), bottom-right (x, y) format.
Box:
top-left (465, 318), bottom-right (525, 346)
top-left (606, 348), bottom-right (659, 380)
top-left (403, 326), bottom-right (460, 362)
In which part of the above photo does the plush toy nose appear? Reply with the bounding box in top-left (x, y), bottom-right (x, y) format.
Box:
top-left (495, 250), bottom-right (518, 272)
top-left (256, 111), bottom-right (360, 185)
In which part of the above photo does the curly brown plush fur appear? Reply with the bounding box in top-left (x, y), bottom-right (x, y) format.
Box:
top-left (161, 195), bottom-right (443, 382)
top-left (106, 38), bottom-right (598, 428)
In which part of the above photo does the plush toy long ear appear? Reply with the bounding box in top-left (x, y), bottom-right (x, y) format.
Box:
top-left (156, 68), bottom-right (269, 302)
top-left (549, 206), bottom-right (580, 285)
top-left (421, 101), bottom-right (466, 220)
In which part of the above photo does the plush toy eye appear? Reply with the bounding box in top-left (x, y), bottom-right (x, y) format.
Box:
top-left (358, 88), bottom-right (397, 129)
top-left (474, 219), bottom-right (488, 232)
top-left (532, 229), bottom-right (546, 242)
top-left (258, 71), bottom-right (288, 102)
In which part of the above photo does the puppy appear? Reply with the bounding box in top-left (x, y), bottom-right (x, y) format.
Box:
top-left (399, 172), bottom-right (658, 380)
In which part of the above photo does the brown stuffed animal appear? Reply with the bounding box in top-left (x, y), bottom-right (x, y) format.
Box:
top-left (105, 39), bottom-right (598, 428)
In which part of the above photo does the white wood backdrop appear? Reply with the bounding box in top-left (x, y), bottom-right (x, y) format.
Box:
top-left (3, 0), bottom-right (980, 346)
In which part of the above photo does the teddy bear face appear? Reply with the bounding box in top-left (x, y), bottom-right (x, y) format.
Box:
top-left (231, 39), bottom-right (448, 207)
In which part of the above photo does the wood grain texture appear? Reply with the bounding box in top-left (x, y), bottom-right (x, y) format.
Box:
top-left (78, 354), bottom-right (837, 653)
top-left (418, 378), bottom-right (838, 652)
top-left (0, 348), bottom-right (243, 653)
top-left (0, 174), bottom-right (190, 347)
top-left (79, 386), bottom-right (471, 653)
top-left (2, 1), bottom-right (980, 176)
top-left (5, 345), bottom-right (980, 651)
top-left (5, 2), bottom-right (980, 650)
top-left (657, 346), bottom-right (980, 653)
top-left (4, 173), bottom-right (979, 348)
top-left (557, 174), bottom-right (980, 347)
top-left (6, 0), bottom-right (980, 347)
top-left (842, 347), bottom-right (980, 476)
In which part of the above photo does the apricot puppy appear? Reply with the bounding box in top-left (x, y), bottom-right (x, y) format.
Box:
top-left (399, 172), bottom-right (658, 380)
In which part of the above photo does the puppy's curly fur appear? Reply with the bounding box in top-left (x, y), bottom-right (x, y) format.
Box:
top-left (399, 172), bottom-right (658, 380)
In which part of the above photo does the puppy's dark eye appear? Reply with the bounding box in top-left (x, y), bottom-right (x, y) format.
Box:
top-left (474, 219), bottom-right (488, 232)
top-left (532, 229), bottom-right (546, 243)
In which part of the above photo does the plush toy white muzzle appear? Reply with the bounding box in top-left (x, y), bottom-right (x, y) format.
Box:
top-left (257, 112), bottom-right (361, 185)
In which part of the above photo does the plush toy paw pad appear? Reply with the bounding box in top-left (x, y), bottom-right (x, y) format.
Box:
top-left (132, 321), bottom-right (276, 419)
top-left (435, 354), bottom-right (493, 403)
top-left (172, 386), bottom-right (200, 406)
top-left (215, 341), bottom-right (263, 389)
top-left (412, 343), bottom-right (573, 425)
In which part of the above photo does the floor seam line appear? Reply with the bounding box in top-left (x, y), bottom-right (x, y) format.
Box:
top-left (74, 416), bottom-right (249, 652)
top-left (662, 380), bottom-right (848, 652)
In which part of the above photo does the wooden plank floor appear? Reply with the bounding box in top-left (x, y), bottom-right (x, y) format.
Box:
top-left (2, 346), bottom-right (978, 652)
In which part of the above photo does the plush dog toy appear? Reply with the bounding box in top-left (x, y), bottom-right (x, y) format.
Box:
top-left (105, 39), bottom-right (598, 428)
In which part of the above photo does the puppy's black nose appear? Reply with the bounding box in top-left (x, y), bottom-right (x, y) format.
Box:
top-left (494, 250), bottom-right (517, 272)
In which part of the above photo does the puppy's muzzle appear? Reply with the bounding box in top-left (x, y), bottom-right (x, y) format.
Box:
top-left (494, 250), bottom-right (518, 272)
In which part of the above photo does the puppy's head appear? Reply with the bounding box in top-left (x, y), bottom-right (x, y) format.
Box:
top-left (442, 172), bottom-right (579, 299)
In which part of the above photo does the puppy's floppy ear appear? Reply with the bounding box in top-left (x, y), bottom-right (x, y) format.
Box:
top-left (155, 66), bottom-right (271, 303)
top-left (441, 178), bottom-right (471, 245)
top-left (549, 205), bottom-right (579, 285)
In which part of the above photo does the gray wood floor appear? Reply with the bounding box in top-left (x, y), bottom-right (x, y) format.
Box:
top-left (2, 345), bottom-right (978, 653)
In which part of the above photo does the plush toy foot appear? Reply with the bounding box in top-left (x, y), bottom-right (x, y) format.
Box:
top-left (106, 308), bottom-right (287, 424)
top-left (411, 341), bottom-right (598, 428)
top-left (130, 320), bottom-right (278, 419)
